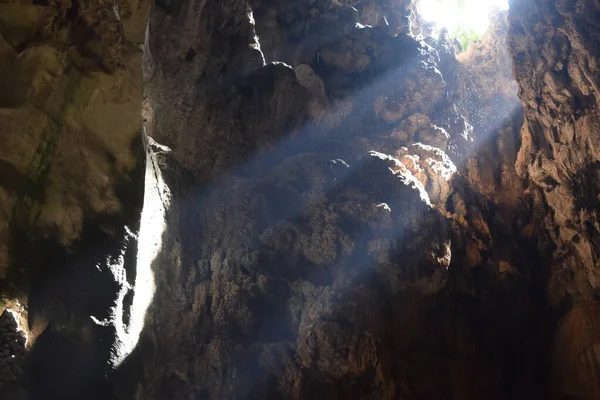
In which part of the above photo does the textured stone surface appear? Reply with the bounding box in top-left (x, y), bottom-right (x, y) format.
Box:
top-left (509, 0), bottom-right (600, 398)
top-left (0, 0), bottom-right (150, 398)
top-left (0, 0), bottom-right (149, 270)
top-left (0, 310), bottom-right (26, 387)
top-left (247, 0), bottom-right (427, 67)
top-left (1, 0), bottom-right (600, 399)
top-left (123, 1), bottom-right (547, 399)
top-left (135, 149), bottom-right (450, 399)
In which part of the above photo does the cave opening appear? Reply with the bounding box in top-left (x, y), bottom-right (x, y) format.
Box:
top-left (418, 0), bottom-right (509, 49)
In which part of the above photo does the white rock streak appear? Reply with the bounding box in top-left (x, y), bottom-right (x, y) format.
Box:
top-left (91, 133), bottom-right (170, 368)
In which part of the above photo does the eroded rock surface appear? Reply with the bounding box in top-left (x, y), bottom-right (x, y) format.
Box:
top-left (1, 0), bottom-right (600, 399)
top-left (0, 0), bottom-right (149, 271)
top-left (127, 1), bottom-right (546, 399)
top-left (0, 0), bottom-right (150, 397)
top-left (0, 310), bottom-right (26, 387)
top-left (509, 0), bottom-right (600, 398)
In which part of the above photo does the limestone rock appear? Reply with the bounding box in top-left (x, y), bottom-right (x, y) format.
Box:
top-left (509, 1), bottom-right (600, 397)
top-left (0, 0), bottom-right (150, 278)
top-left (2, 0), bottom-right (600, 399)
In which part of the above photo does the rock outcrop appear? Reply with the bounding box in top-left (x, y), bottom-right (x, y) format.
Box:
top-left (0, 310), bottom-right (26, 388)
top-left (509, 0), bottom-right (600, 398)
top-left (0, 0), bottom-right (149, 276)
top-left (127, 1), bottom-right (544, 399)
top-left (0, 0), bottom-right (150, 397)
top-left (1, 0), bottom-right (600, 399)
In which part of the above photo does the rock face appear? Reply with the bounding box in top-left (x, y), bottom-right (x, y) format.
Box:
top-left (129, 1), bottom-right (542, 399)
top-left (509, 0), bottom-right (600, 398)
top-left (1, 0), bottom-right (600, 399)
top-left (0, 0), bottom-right (149, 275)
top-left (0, 0), bottom-right (150, 398)
top-left (0, 310), bottom-right (26, 388)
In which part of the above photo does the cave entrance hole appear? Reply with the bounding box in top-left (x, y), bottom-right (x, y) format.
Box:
top-left (417, 0), bottom-right (509, 49)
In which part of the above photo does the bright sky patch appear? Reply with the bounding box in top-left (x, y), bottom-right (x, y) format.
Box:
top-left (418, 0), bottom-right (509, 36)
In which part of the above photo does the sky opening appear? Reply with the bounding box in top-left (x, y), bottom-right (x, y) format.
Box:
top-left (418, 0), bottom-right (509, 36)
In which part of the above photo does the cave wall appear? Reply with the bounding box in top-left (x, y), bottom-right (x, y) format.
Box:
top-left (0, 0), bottom-right (150, 396)
top-left (0, 0), bottom-right (600, 399)
top-left (129, 1), bottom-right (547, 399)
top-left (509, 0), bottom-right (600, 398)
top-left (0, 0), bottom-right (150, 276)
